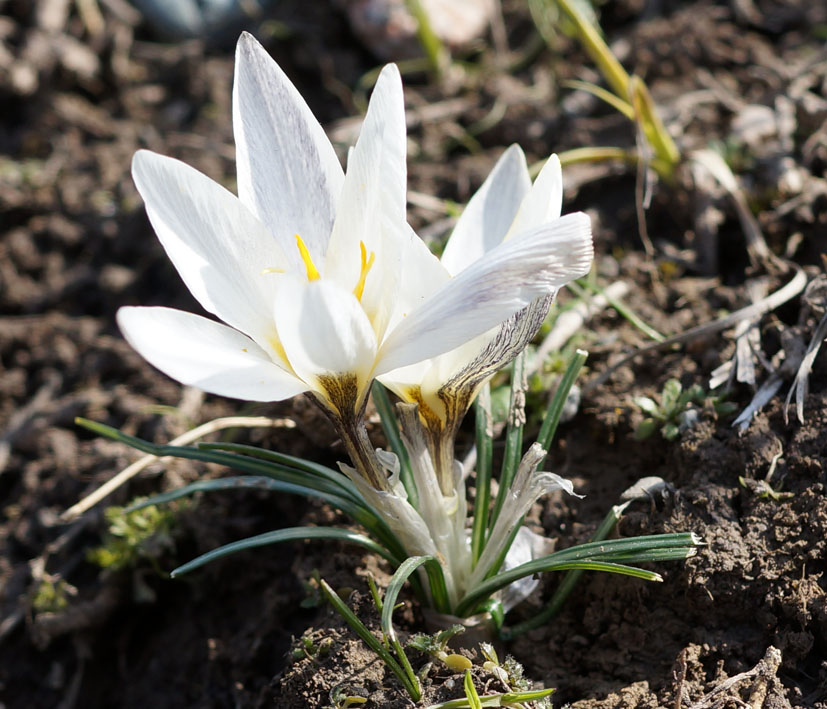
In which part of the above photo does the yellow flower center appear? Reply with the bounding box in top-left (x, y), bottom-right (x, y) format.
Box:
top-left (262, 234), bottom-right (376, 304)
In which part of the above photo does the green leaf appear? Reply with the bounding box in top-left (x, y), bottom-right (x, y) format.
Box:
top-left (686, 384), bottom-right (706, 404)
top-left (171, 527), bottom-right (400, 577)
top-left (426, 686), bottom-right (554, 708)
top-left (634, 396), bottom-right (659, 416)
top-left (197, 441), bottom-right (361, 501)
top-left (464, 671), bottom-right (482, 709)
top-left (127, 476), bottom-right (362, 521)
top-left (75, 417), bottom-right (408, 563)
top-left (661, 379), bottom-right (682, 411)
top-left (500, 687), bottom-right (555, 704)
top-left (320, 579), bottom-right (420, 702)
top-left (488, 353), bottom-right (527, 535)
top-left (634, 418), bottom-right (658, 440)
top-left (381, 556), bottom-right (436, 641)
top-left (471, 384), bottom-right (493, 565)
top-left (76, 419), bottom-right (351, 500)
top-left (535, 349), bottom-right (588, 460)
top-left (562, 79), bottom-right (635, 119)
top-left (455, 533), bottom-right (700, 617)
top-left (662, 422), bottom-right (680, 440)
top-left (714, 400), bottom-right (738, 416)
top-left (371, 382), bottom-right (418, 508)
top-left (503, 501), bottom-right (628, 639)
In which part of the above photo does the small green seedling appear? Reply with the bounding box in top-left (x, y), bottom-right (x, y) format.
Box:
top-left (738, 476), bottom-right (794, 502)
top-left (634, 379), bottom-right (736, 441)
top-left (291, 631), bottom-right (333, 662)
top-left (87, 502), bottom-right (175, 573)
top-left (464, 669), bottom-right (483, 709)
top-left (32, 577), bottom-right (74, 614)
top-left (480, 643), bottom-right (541, 700)
top-left (300, 569), bottom-right (325, 609)
top-left (329, 688), bottom-right (368, 708)
top-left (408, 624), bottom-right (472, 672)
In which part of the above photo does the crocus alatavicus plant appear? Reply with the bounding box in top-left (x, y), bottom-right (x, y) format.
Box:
top-left (83, 33), bottom-right (699, 651)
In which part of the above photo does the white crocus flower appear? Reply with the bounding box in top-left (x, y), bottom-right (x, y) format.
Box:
top-left (118, 32), bottom-right (592, 492)
top-left (378, 145), bottom-right (590, 488)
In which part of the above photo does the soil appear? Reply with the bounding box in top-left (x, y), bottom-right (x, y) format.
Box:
top-left (2, 0), bottom-right (827, 707)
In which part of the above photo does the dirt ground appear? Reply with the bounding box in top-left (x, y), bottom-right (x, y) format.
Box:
top-left (2, 0), bottom-right (827, 707)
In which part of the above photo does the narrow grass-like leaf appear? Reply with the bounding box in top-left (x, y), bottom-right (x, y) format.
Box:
top-left (471, 383), bottom-right (493, 566)
top-left (488, 352), bottom-right (527, 535)
top-left (371, 382), bottom-right (418, 508)
top-left (75, 418), bottom-right (408, 561)
top-left (126, 476), bottom-right (369, 525)
top-left (572, 279), bottom-right (664, 342)
top-left (547, 533), bottom-right (701, 561)
top-left (404, 0), bottom-right (449, 79)
top-left (128, 475), bottom-right (357, 509)
top-left (381, 556), bottom-right (433, 642)
top-left (367, 573), bottom-right (384, 613)
top-left (427, 686), bottom-right (554, 708)
top-left (171, 527), bottom-right (400, 578)
top-left (500, 688), bottom-right (555, 704)
top-left (536, 348), bottom-right (588, 462)
top-left (479, 350), bottom-right (588, 583)
top-left (377, 556), bottom-right (447, 684)
top-left (198, 440), bottom-right (362, 501)
top-left (629, 75), bottom-right (681, 168)
top-left (320, 579), bottom-right (421, 702)
top-left (562, 79), bottom-right (634, 119)
top-left (552, 0), bottom-right (629, 98)
top-left (464, 670), bottom-right (482, 709)
top-left (456, 561), bottom-right (661, 617)
top-left (456, 532), bottom-right (700, 617)
top-left (76, 419), bottom-right (348, 499)
top-left (502, 502), bottom-right (627, 639)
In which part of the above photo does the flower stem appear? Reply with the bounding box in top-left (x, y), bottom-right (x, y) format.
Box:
top-left (310, 390), bottom-right (390, 492)
top-left (336, 418), bottom-right (390, 492)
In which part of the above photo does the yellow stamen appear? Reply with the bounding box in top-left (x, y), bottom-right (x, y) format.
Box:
top-left (295, 233), bottom-right (320, 281)
top-left (260, 267), bottom-right (285, 275)
top-left (353, 241), bottom-right (375, 302)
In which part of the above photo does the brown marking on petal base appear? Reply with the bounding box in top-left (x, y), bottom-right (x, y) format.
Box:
top-left (317, 372), bottom-right (361, 419)
top-left (312, 374), bottom-right (388, 491)
top-left (405, 385), bottom-right (457, 495)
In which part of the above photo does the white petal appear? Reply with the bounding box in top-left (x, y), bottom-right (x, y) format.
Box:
top-left (275, 277), bottom-right (378, 404)
top-left (505, 154), bottom-right (563, 240)
top-left (440, 145), bottom-right (531, 275)
top-left (433, 296), bottom-right (551, 395)
top-left (325, 64), bottom-right (408, 336)
top-left (233, 32), bottom-right (344, 267)
top-left (383, 223), bottom-right (451, 334)
top-left (375, 212), bottom-right (593, 375)
top-left (117, 306), bottom-right (306, 402)
top-left (131, 150), bottom-right (287, 347)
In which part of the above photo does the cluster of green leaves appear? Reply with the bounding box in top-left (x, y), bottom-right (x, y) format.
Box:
top-left (32, 578), bottom-right (73, 614)
top-left (318, 575), bottom-right (555, 707)
top-left (290, 630), bottom-right (333, 662)
top-left (634, 379), bottom-right (736, 441)
top-left (529, 0), bottom-right (681, 180)
top-left (77, 346), bottom-right (698, 622)
top-left (86, 503), bottom-right (175, 572)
